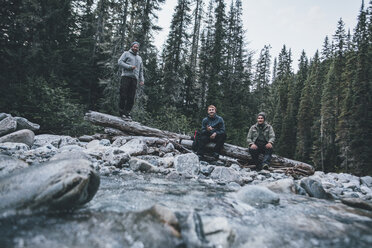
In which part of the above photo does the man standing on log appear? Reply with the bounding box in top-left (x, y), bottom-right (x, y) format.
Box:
top-left (247, 112), bottom-right (275, 170)
top-left (118, 41), bottom-right (144, 119)
top-left (197, 105), bottom-right (226, 159)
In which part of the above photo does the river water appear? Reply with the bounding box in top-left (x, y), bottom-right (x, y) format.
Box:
top-left (1, 174), bottom-right (372, 248)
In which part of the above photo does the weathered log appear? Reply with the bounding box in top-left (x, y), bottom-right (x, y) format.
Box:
top-left (84, 111), bottom-right (190, 140)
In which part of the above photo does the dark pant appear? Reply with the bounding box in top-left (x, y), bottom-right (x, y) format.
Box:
top-left (197, 133), bottom-right (226, 155)
top-left (249, 144), bottom-right (273, 169)
top-left (119, 76), bottom-right (137, 115)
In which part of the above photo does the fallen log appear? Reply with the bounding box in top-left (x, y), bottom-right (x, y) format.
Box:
top-left (85, 111), bottom-right (315, 176)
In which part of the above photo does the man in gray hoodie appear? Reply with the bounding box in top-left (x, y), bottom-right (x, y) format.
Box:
top-left (118, 41), bottom-right (144, 119)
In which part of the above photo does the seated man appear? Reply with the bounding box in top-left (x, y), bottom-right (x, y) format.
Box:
top-left (197, 105), bottom-right (226, 159)
top-left (247, 112), bottom-right (275, 170)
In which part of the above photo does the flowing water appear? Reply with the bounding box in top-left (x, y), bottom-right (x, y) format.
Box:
top-left (1, 174), bottom-right (372, 248)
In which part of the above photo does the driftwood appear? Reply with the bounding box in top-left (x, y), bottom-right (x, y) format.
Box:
top-left (85, 111), bottom-right (315, 176)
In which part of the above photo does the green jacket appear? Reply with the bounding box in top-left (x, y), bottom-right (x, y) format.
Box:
top-left (246, 122), bottom-right (275, 147)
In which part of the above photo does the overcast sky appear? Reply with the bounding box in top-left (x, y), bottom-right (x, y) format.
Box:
top-left (153, 0), bottom-right (362, 71)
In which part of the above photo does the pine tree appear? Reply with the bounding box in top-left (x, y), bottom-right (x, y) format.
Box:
top-left (253, 45), bottom-right (271, 112)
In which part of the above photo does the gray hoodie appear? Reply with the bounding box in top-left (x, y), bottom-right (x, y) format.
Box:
top-left (118, 49), bottom-right (144, 82)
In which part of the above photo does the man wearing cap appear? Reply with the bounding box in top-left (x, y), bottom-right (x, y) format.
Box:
top-left (197, 105), bottom-right (226, 159)
top-left (247, 112), bottom-right (275, 170)
top-left (118, 41), bottom-right (144, 119)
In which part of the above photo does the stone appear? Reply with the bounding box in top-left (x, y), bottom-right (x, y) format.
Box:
top-left (203, 217), bottom-right (235, 248)
top-left (0, 154), bottom-right (28, 177)
top-left (158, 156), bottom-right (174, 168)
top-left (102, 148), bottom-right (130, 168)
top-left (78, 135), bottom-right (94, 142)
top-left (50, 150), bottom-right (90, 161)
top-left (0, 142), bottom-right (29, 155)
top-left (0, 117), bottom-right (17, 136)
top-left (361, 176), bottom-right (372, 187)
top-left (262, 178), bottom-right (296, 194)
top-left (174, 153), bottom-right (200, 177)
top-left (160, 143), bottom-right (175, 153)
top-left (236, 185), bottom-right (280, 207)
top-left (341, 198), bottom-right (372, 211)
top-left (300, 178), bottom-right (333, 200)
top-left (210, 166), bottom-right (241, 184)
top-left (129, 158), bottom-right (159, 173)
top-left (0, 158), bottom-right (100, 211)
top-left (230, 163), bottom-right (241, 171)
top-left (119, 139), bottom-right (147, 156)
top-left (112, 136), bottom-right (128, 147)
top-left (33, 134), bottom-right (78, 148)
top-left (0, 113), bottom-right (11, 121)
top-left (14, 117), bottom-right (40, 131)
top-left (200, 164), bottom-right (215, 176)
top-left (0, 129), bottom-right (35, 147)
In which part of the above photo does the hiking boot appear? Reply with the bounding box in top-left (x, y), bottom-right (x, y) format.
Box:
top-left (262, 163), bottom-right (269, 170)
top-left (212, 152), bottom-right (220, 159)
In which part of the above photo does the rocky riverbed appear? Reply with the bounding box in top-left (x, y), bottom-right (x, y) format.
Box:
top-left (0, 113), bottom-right (372, 247)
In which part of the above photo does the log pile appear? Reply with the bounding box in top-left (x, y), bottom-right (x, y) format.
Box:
top-left (84, 111), bottom-right (315, 177)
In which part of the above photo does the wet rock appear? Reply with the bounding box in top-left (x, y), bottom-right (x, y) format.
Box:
top-left (119, 139), bottom-right (147, 156)
top-left (341, 198), bottom-right (372, 211)
top-left (174, 153), bottom-right (200, 178)
top-left (210, 166), bottom-right (241, 184)
top-left (0, 117), bottom-right (17, 136)
top-left (129, 158), bottom-right (159, 173)
top-left (14, 117), bottom-right (40, 131)
top-left (300, 178), bottom-right (333, 200)
top-left (236, 185), bottom-right (280, 207)
top-left (203, 216), bottom-right (235, 248)
top-left (262, 178), bottom-right (296, 194)
top-left (0, 129), bottom-right (35, 147)
top-left (361, 176), bottom-right (372, 187)
top-left (0, 158), bottom-right (100, 212)
top-left (0, 154), bottom-right (28, 176)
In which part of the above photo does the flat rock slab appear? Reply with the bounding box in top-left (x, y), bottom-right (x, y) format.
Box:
top-left (0, 158), bottom-right (100, 212)
top-left (0, 129), bottom-right (35, 147)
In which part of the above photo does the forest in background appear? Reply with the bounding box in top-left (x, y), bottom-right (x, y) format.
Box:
top-left (1, 0), bottom-right (371, 175)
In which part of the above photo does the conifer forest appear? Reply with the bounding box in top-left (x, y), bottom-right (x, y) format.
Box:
top-left (1, 0), bottom-right (371, 175)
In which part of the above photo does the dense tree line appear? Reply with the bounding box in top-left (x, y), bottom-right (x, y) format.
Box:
top-left (1, 0), bottom-right (371, 175)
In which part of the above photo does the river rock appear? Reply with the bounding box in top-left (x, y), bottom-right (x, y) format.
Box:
top-left (78, 135), bottom-right (94, 142)
top-left (341, 198), bottom-right (372, 211)
top-left (236, 185), bottom-right (280, 207)
top-left (361, 176), bottom-right (372, 187)
top-left (0, 117), bottom-right (17, 136)
top-left (129, 158), bottom-right (159, 173)
top-left (210, 166), bottom-right (242, 184)
top-left (0, 113), bottom-right (11, 121)
top-left (174, 153), bottom-right (200, 177)
top-left (33, 134), bottom-right (78, 148)
top-left (119, 138), bottom-right (147, 155)
top-left (14, 117), bottom-right (40, 131)
top-left (50, 150), bottom-right (90, 161)
top-left (300, 178), bottom-right (333, 200)
top-left (0, 158), bottom-right (100, 212)
top-left (262, 178), bottom-right (296, 194)
top-left (0, 154), bottom-right (28, 177)
top-left (203, 216), bottom-right (235, 248)
top-left (102, 148), bottom-right (130, 168)
top-left (0, 129), bottom-right (35, 147)
top-left (19, 144), bottom-right (58, 164)
top-left (0, 142), bottom-right (30, 155)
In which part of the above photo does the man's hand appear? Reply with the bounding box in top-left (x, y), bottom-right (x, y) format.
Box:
top-left (265, 143), bottom-right (273, 149)
top-left (210, 132), bottom-right (217, 139)
top-left (207, 125), bottom-right (213, 131)
top-left (250, 144), bottom-right (258, 150)
top-left (139, 81), bottom-right (144, 86)
top-left (131, 66), bottom-right (136, 70)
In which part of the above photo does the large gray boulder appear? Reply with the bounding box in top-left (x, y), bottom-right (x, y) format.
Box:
top-left (0, 117), bottom-right (17, 136)
top-left (33, 134), bottom-right (79, 148)
top-left (0, 129), bottom-right (35, 147)
top-left (14, 117), bottom-right (40, 131)
top-left (210, 166), bottom-right (242, 184)
top-left (119, 138), bottom-right (148, 156)
top-left (0, 158), bottom-right (100, 212)
top-left (0, 113), bottom-right (11, 121)
top-left (0, 154), bottom-right (28, 177)
top-left (174, 153), bottom-right (200, 177)
top-left (236, 185), bottom-right (280, 207)
top-left (300, 178), bottom-right (333, 200)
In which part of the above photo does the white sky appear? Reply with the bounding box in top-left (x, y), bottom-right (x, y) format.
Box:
top-left (153, 0), bottom-right (362, 71)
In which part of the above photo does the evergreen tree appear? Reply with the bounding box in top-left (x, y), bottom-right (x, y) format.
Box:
top-left (253, 45), bottom-right (271, 112)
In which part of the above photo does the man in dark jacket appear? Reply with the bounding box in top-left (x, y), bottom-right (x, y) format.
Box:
top-left (247, 112), bottom-right (275, 170)
top-left (197, 105), bottom-right (226, 159)
top-left (118, 41), bottom-right (144, 119)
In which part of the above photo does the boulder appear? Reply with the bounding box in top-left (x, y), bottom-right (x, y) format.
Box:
top-left (0, 142), bottom-right (30, 155)
top-left (174, 153), bottom-right (200, 177)
top-left (14, 117), bottom-right (40, 131)
top-left (361, 176), bottom-right (372, 188)
top-left (262, 178), bottom-right (296, 194)
top-left (0, 129), bottom-right (35, 147)
top-left (102, 148), bottom-right (130, 168)
top-left (0, 158), bottom-right (100, 212)
top-left (0, 113), bottom-right (11, 121)
top-left (210, 166), bottom-right (242, 184)
top-left (341, 198), bottom-right (372, 211)
top-left (33, 134), bottom-right (78, 148)
top-left (0, 117), bottom-right (17, 136)
top-left (129, 158), bottom-right (159, 173)
top-left (50, 150), bottom-right (90, 161)
top-left (78, 135), bottom-right (95, 142)
top-left (236, 185), bottom-right (280, 207)
top-left (300, 178), bottom-right (333, 200)
top-left (0, 154), bottom-right (28, 177)
top-left (119, 139), bottom-right (147, 156)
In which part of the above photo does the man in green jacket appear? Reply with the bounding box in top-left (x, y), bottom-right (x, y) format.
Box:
top-left (247, 112), bottom-right (275, 170)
